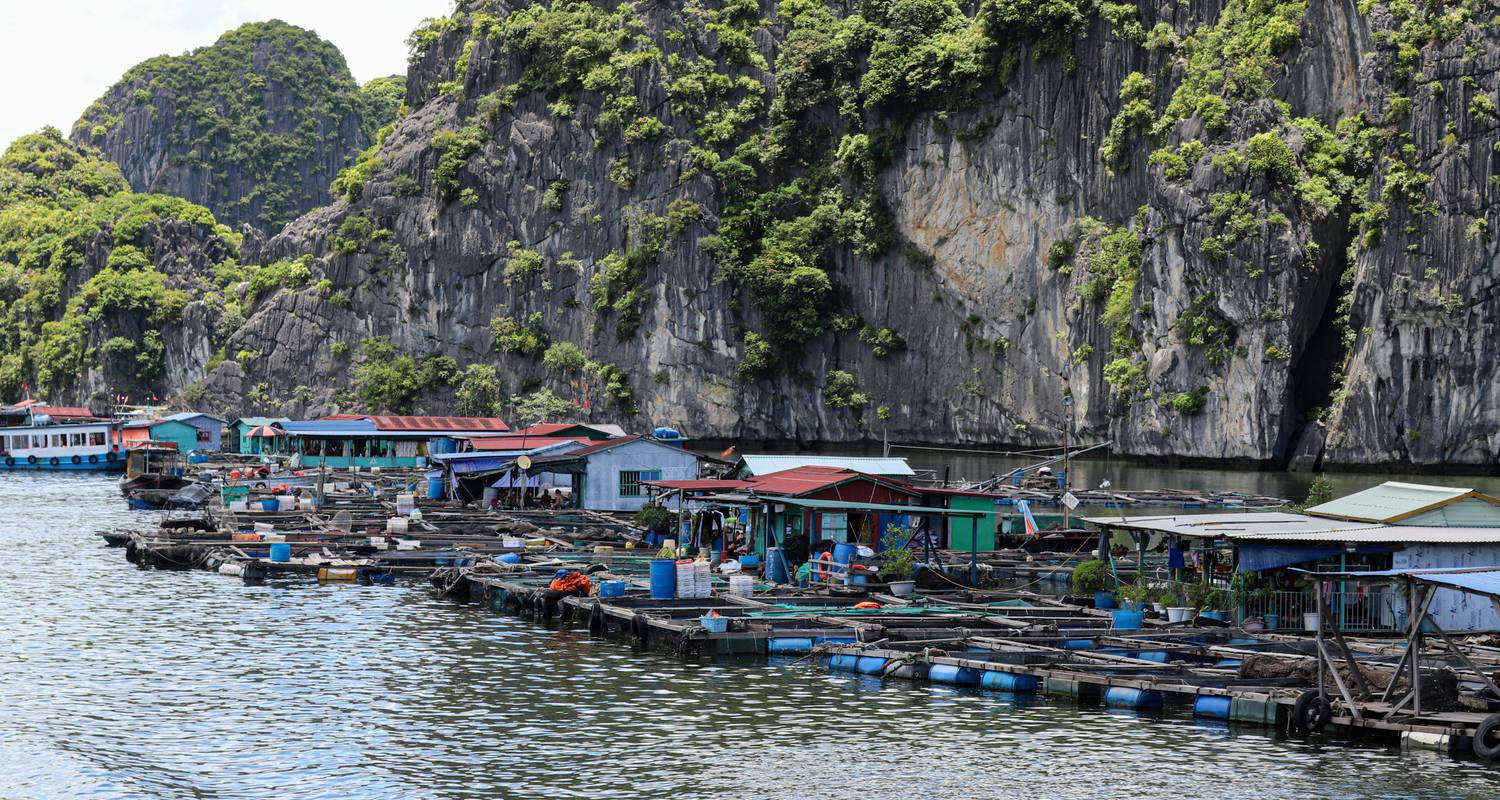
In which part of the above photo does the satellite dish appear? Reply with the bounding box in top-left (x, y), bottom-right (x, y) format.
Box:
top-left (516, 455), bottom-right (532, 470)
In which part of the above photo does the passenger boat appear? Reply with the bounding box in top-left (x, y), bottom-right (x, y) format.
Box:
top-left (0, 402), bottom-right (126, 471)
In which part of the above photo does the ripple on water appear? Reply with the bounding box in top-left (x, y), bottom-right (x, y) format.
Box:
top-left (3, 475), bottom-right (1500, 799)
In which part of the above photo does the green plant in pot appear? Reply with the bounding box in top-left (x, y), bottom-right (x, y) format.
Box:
top-left (1072, 559), bottom-right (1116, 609)
top-left (881, 525), bottom-right (917, 596)
top-left (633, 503), bottom-right (675, 535)
top-left (1118, 578), bottom-right (1152, 611)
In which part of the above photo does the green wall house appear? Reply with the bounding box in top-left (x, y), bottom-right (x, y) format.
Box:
top-left (944, 493), bottom-right (999, 552)
top-left (229, 417), bottom-right (290, 454)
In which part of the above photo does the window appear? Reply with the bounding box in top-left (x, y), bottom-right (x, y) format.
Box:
top-left (197, 429), bottom-right (210, 443)
top-left (325, 438), bottom-right (345, 457)
top-left (820, 513), bottom-right (850, 543)
top-left (89, 432), bottom-right (105, 446)
top-left (32, 435), bottom-right (45, 449)
top-left (352, 438), bottom-right (368, 458)
top-left (51, 434), bottom-right (65, 448)
top-left (618, 470), bottom-right (662, 497)
top-left (70, 433), bottom-right (85, 447)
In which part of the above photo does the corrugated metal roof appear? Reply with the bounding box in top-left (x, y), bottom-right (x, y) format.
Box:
top-left (1085, 511), bottom-right (1500, 544)
top-left (742, 466), bottom-right (918, 498)
top-left (740, 454), bottom-right (916, 476)
top-left (35, 406), bottom-right (100, 418)
top-left (1304, 481), bottom-right (1486, 523)
top-left (282, 420), bottom-right (379, 435)
top-left (161, 412), bottom-right (228, 424)
top-left (232, 417), bottom-right (289, 428)
top-left (365, 415), bottom-right (509, 432)
top-left (739, 454), bottom-right (915, 477)
top-left (466, 436), bottom-right (593, 451)
top-left (763, 496), bottom-right (984, 515)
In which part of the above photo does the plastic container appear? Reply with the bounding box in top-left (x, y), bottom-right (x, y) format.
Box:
top-left (496, 553), bottom-right (521, 564)
top-left (857, 656), bottom-right (888, 675)
top-left (1111, 609), bottom-right (1145, 630)
top-left (1094, 591), bottom-right (1117, 609)
top-left (766, 547), bottom-right (788, 583)
top-left (427, 477), bottom-right (444, 500)
top-left (833, 542), bottom-right (858, 565)
top-left (276, 495), bottom-right (296, 511)
top-left (728, 574), bottom-right (754, 598)
top-left (1264, 613), bottom-right (1281, 630)
top-left (981, 670), bottom-right (1039, 691)
top-left (649, 558), bottom-right (676, 599)
top-left (269, 542), bottom-right (291, 562)
top-left (1105, 687), bottom-right (1165, 709)
top-left (386, 517), bottom-right (409, 534)
top-left (739, 554), bottom-right (761, 568)
top-left (254, 522), bottom-right (275, 534)
top-left (928, 664), bottom-right (981, 685)
top-left (1166, 607), bottom-right (1195, 623)
top-left (1303, 612), bottom-right (1321, 631)
top-left (259, 499), bottom-right (278, 512)
top-left (229, 501), bottom-right (249, 512)
top-left (599, 580), bottom-right (626, 598)
top-left (1194, 696), bottom-right (1232, 719)
top-left (1201, 610), bottom-right (1228, 622)
top-left (699, 615), bottom-right (729, 633)
top-left (502, 537), bottom-right (525, 549)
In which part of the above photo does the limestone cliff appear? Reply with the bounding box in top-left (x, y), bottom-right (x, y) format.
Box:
top-left (70, 21), bottom-right (393, 234)
top-left (99, 1), bottom-right (1500, 468)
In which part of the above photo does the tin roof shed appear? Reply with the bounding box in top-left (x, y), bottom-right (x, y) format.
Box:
top-left (1305, 481), bottom-right (1500, 525)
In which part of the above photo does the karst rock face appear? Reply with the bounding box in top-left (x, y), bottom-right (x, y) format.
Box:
top-left (70, 20), bottom-right (397, 235)
top-left (42, 1), bottom-right (1496, 469)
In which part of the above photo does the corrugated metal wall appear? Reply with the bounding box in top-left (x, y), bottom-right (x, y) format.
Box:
top-left (1399, 498), bottom-right (1500, 528)
top-left (1394, 544), bottom-right (1500, 630)
top-left (583, 441), bottom-right (699, 511)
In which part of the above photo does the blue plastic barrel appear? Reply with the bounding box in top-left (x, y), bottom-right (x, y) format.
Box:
top-left (981, 670), bottom-right (1039, 691)
top-left (856, 656), bottom-right (887, 675)
top-left (1105, 687), bottom-right (1165, 709)
top-left (830, 654), bottom-right (860, 672)
top-left (1135, 651), bottom-right (1170, 663)
top-left (1194, 696), bottom-right (1232, 719)
top-left (427, 477), bottom-right (444, 499)
top-left (833, 542), bottom-right (858, 565)
top-left (1111, 610), bottom-right (1145, 630)
top-left (599, 580), bottom-right (625, 598)
top-left (260, 499), bottom-right (278, 512)
top-left (766, 547), bottom-right (788, 583)
top-left (1264, 613), bottom-right (1280, 630)
top-left (649, 558), bottom-right (676, 599)
top-left (1063, 639), bottom-right (1095, 650)
top-left (928, 664), bottom-right (981, 685)
top-left (768, 637), bottom-right (813, 655)
top-left (269, 543), bottom-right (291, 562)
top-left (1095, 591), bottom-right (1117, 609)
top-left (497, 553), bottom-right (521, 564)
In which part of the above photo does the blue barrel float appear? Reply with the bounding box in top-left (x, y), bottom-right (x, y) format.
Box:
top-left (1194, 696), bottom-right (1232, 719)
top-left (830, 654), bottom-right (860, 672)
top-left (928, 664), bottom-right (982, 685)
top-left (649, 558), bottom-right (676, 599)
top-left (1105, 687), bottom-right (1165, 709)
top-left (768, 637), bottom-right (814, 655)
top-left (981, 670), bottom-right (1039, 691)
top-left (1111, 609), bottom-right (1145, 630)
top-left (497, 553), bottom-right (521, 564)
top-left (269, 542), bottom-right (291, 562)
top-left (856, 656), bottom-right (887, 675)
top-left (599, 580), bottom-right (625, 598)
top-left (260, 498), bottom-right (279, 512)
top-left (427, 476), bottom-right (444, 500)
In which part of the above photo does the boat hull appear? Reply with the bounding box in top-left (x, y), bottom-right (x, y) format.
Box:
top-left (0, 459), bottom-right (124, 472)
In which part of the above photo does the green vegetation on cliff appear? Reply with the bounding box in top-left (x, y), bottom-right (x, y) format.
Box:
top-left (0, 129), bottom-right (238, 401)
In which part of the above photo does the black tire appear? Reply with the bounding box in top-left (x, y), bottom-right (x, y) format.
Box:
top-left (1293, 690), bottom-right (1332, 733)
top-left (588, 602), bottom-right (604, 634)
top-left (88, 454), bottom-right (97, 464)
top-left (27, 455), bottom-right (37, 465)
top-left (631, 613), bottom-right (650, 643)
top-left (4, 457), bottom-right (12, 467)
top-left (71, 455), bottom-right (81, 465)
top-left (49, 457), bottom-right (59, 467)
top-left (1473, 714), bottom-right (1500, 760)
top-left (105, 451), bottom-right (116, 462)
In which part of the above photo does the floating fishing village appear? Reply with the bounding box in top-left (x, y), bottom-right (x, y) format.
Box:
top-left (8, 397), bottom-right (1500, 769)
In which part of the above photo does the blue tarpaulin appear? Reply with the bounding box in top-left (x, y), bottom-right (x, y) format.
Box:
top-left (1237, 543), bottom-right (1399, 573)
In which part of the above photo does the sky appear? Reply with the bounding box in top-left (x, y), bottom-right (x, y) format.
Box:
top-left (0, 0), bottom-right (452, 148)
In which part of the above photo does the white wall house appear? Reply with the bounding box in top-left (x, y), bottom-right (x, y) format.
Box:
top-left (530, 436), bottom-right (701, 512)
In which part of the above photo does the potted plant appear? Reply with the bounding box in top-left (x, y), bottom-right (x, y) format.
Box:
top-left (1072, 559), bottom-right (1115, 609)
top-left (1164, 580), bottom-right (1194, 623)
top-left (881, 525), bottom-right (917, 596)
top-left (1118, 578), bottom-right (1152, 612)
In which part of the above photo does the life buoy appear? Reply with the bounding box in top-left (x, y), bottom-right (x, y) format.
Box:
top-left (71, 455), bottom-right (81, 465)
top-left (1292, 691), bottom-right (1331, 733)
top-left (812, 551), bottom-right (834, 581)
top-left (88, 454), bottom-right (97, 464)
top-left (26, 455), bottom-right (37, 465)
top-left (105, 451), bottom-right (116, 462)
top-left (1474, 714), bottom-right (1500, 760)
top-left (49, 457), bottom-right (60, 467)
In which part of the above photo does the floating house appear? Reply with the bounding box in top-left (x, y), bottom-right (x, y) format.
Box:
top-left (229, 417), bottom-right (290, 453)
top-left (1088, 481), bottom-right (1500, 632)
top-left (522, 435), bottom-right (703, 512)
top-left (263, 415), bottom-right (511, 468)
top-left (430, 440), bottom-right (588, 501)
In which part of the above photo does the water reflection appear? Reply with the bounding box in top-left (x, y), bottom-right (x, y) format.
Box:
top-left (1, 475), bottom-right (1499, 799)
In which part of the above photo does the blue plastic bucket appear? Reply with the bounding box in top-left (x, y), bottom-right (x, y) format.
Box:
top-left (1105, 687), bottom-right (1165, 709)
top-left (981, 671), bottom-right (1039, 691)
top-left (739, 554), bottom-right (760, 568)
top-left (1264, 613), bottom-right (1280, 630)
top-left (1194, 696), bottom-right (1231, 719)
top-left (427, 477), bottom-right (444, 500)
top-left (766, 548), bottom-right (788, 582)
top-left (649, 559), bottom-right (676, 599)
top-left (700, 615), bottom-right (729, 633)
top-left (599, 580), bottom-right (625, 598)
top-left (269, 543), bottom-right (291, 562)
top-left (260, 499), bottom-right (278, 512)
top-left (1111, 610), bottom-right (1145, 630)
top-left (1095, 591), bottom-right (1117, 609)
top-left (497, 553), bottom-right (521, 564)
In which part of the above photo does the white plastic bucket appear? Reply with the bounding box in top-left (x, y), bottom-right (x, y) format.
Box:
top-left (1303, 612), bottom-right (1321, 631)
top-left (1167, 607), bottom-right (1195, 623)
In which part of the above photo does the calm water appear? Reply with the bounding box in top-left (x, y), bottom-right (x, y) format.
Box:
top-left (4, 474), bottom-right (1500, 799)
